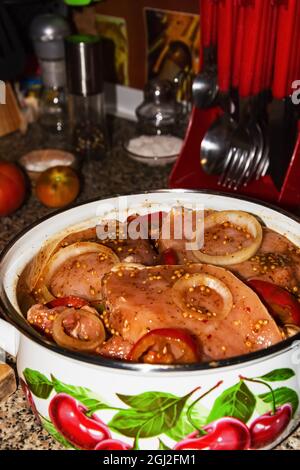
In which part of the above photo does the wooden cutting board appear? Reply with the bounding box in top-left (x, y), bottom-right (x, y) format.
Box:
top-left (0, 364), bottom-right (16, 403)
top-left (0, 82), bottom-right (22, 138)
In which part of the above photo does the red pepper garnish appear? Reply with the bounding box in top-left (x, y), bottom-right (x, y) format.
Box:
top-left (248, 280), bottom-right (300, 326)
top-left (129, 328), bottom-right (201, 364)
top-left (46, 296), bottom-right (89, 309)
top-left (160, 248), bottom-right (178, 265)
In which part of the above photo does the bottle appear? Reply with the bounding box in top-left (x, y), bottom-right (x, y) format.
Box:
top-left (135, 79), bottom-right (182, 136)
top-left (65, 35), bottom-right (108, 162)
top-left (30, 14), bottom-right (70, 133)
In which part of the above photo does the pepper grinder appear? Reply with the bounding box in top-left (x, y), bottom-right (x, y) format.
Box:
top-left (65, 35), bottom-right (108, 161)
top-left (30, 14), bottom-right (70, 132)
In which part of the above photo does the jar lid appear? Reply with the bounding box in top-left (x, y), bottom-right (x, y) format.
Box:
top-left (65, 35), bottom-right (103, 96)
top-left (30, 14), bottom-right (70, 60)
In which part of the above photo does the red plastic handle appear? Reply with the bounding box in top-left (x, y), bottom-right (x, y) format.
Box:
top-left (263, 1), bottom-right (279, 90)
top-left (239, 0), bottom-right (266, 98)
top-left (211, 0), bottom-right (218, 47)
top-left (252, 1), bottom-right (272, 95)
top-left (272, 0), bottom-right (298, 99)
top-left (286, 0), bottom-right (300, 96)
top-left (232, 1), bottom-right (246, 88)
top-left (201, 0), bottom-right (215, 48)
top-left (217, 0), bottom-right (235, 93)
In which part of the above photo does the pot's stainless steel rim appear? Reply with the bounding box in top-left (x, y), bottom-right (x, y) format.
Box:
top-left (1, 188), bottom-right (300, 373)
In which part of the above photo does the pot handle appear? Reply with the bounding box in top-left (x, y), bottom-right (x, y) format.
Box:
top-left (0, 319), bottom-right (20, 357)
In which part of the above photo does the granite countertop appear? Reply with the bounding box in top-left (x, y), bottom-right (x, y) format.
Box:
top-left (0, 117), bottom-right (299, 450)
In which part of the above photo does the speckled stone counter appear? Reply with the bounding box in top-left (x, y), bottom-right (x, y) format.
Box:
top-left (0, 117), bottom-right (299, 450)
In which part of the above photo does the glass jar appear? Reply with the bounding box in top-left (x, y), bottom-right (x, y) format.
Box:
top-left (135, 79), bottom-right (182, 136)
top-left (68, 93), bottom-right (107, 161)
top-left (65, 35), bottom-right (108, 162)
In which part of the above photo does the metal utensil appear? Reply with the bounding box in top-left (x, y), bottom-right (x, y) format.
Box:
top-left (200, 0), bottom-right (239, 175)
top-left (192, 0), bottom-right (218, 108)
top-left (219, 0), bottom-right (266, 189)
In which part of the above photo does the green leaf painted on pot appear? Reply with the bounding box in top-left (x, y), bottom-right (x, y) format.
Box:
top-left (42, 418), bottom-right (76, 449)
top-left (166, 401), bottom-right (208, 441)
top-left (206, 380), bottom-right (256, 424)
top-left (51, 375), bottom-right (111, 412)
top-left (158, 439), bottom-right (171, 450)
top-left (23, 368), bottom-right (53, 399)
top-left (118, 391), bottom-right (180, 411)
top-left (258, 369), bottom-right (295, 382)
top-left (109, 390), bottom-right (195, 438)
top-left (259, 387), bottom-right (299, 416)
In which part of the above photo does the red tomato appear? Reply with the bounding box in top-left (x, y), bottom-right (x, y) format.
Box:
top-left (248, 279), bottom-right (300, 326)
top-left (46, 296), bottom-right (89, 309)
top-left (0, 161), bottom-right (26, 216)
top-left (35, 166), bottom-right (80, 208)
top-left (129, 328), bottom-right (201, 364)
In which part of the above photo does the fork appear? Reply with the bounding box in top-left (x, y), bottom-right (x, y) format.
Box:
top-left (219, 0), bottom-right (274, 189)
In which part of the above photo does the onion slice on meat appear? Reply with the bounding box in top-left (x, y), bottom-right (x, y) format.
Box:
top-left (32, 242), bottom-right (119, 304)
top-left (43, 242), bottom-right (120, 285)
top-left (281, 324), bottom-right (300, 338)
top-left (111, 262), bottom-right (145, 272)
top-left (172, 273), bottom-right (233, 321)
top-left (52, 308), bottom-right (105, 352)
top-left (193, 211), bottom-right (263, 266)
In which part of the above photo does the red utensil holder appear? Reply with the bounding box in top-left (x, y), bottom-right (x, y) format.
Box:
top-left (169, 1), bottom-right (300, 212)
top-left (169, 106), bottom-right (300, 210)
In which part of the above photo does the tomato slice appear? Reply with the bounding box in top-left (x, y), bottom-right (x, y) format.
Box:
top-left (129, 328), bottom-right (201, 364)
top-left (46, 296), bottom-right (89, 309)
top-left (160, 248), bottom-right (178, 265)
top-left (248, 280), bottom-right (300, 326)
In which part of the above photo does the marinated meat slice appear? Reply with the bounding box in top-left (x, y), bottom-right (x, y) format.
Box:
top-left (61, 223), bottom-right (158, 266)
top-left (159, 210), bottom-right (259, 263)
top-left (102, 264), bottom-right (282, 361)
top-left (231, 229), bottom-right (300, 291)
top-left (49, 251), bottom-right (117, 301)
top-left (27, 304), bottom-right (65, 335)
top-left (27, 303), bottom-right (99, 338)
top-left (159, 211), bottom-right (300, 293)
top-left (99, 336), bottom-right (132, 360)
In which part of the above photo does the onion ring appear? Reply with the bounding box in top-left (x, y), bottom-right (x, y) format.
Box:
top-left (43, 242), bottom-right (119, 286)
top-left (111, 262), bottom-right (145, 272)
top-left (193, 211), bottom-right (263, 266)
top-left (52, 308), bottom-right (105, 352)
top-left (172, 273), bottom-right (233, 321)
top-left (281, 323), bottom-right (300, 338)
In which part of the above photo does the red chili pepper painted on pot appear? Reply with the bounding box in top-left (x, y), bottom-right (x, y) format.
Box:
top-left (250, 404), bottom-right (292, 449)
top-left (49, 393), bottom-right (110, 449)
top-left (248, 280), bottom-right (300, 326)
top-left (94, 439), bottom-right (131, 450)
top-left (174, 417), bottom-right (251, 450)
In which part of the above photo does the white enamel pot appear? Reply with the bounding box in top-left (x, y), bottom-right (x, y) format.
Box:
top-left (1, 190), bottom-right (300, 451)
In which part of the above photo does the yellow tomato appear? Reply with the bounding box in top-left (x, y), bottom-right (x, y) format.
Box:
top-left (36, 166), bottom-right (80, 208)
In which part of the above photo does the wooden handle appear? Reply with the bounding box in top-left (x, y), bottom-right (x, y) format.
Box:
top-left (0, 363), bottom-right (17, 403)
